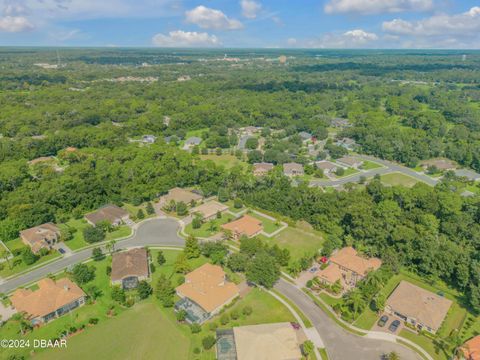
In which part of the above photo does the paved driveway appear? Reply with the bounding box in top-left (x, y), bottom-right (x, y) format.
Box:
top-left (0, 218), bottom-right (184, 294)
top-left (275, 279), bottom-right (421, 360)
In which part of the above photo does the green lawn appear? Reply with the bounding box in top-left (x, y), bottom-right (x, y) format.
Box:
top-left (35, 301), bottom-right (190, 360)
top-left (61, 219), bottom-right (132, 251)
top-left (400, 330), bottom-right (447, 360)
top-left (0, 238), bottom-right (61, 278)
top-left (269, 226), bottom-right (324, 265)
top-left (199, 154), bottom-right (247, 169)
top-left (360, 160), bottom-right (383, 170)
top-left (224, 199), bottom-right (245, 214)
top-left (335, 167), bottom-right (360, 178)
top-left (184, 213), bottom-right (234, 238)
top-left (381, 172), bottom-right (420, 187)
top-left (248, 211), bottom-right (283, 234)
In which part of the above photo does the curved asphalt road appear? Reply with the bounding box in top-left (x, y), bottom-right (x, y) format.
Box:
top-left (310, 155), bottom-right (438, 187)
top-left (275, 279), bottom-right (421, 360)
top-left (0, 218), bottom-right (184, 294)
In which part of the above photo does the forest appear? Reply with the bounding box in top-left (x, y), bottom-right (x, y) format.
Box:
top-left (0, 48), bottom-right (480, 313)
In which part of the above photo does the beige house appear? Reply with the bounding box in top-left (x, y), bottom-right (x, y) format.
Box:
top-left (386, 281), bottom-right (452, 334)
top-left (189, 201), bottom-right (228, 221)
top-left (221, 215), bottom-right (263, 240)
top-left (20, 223), bottom-right (60, 254)
top-left (111, 248), bottom-right (150, 289)
top-left (336, 156), bottom-right (363, 169)
top-left (231, 322), bottom-right (302, 360)
top-left (283, 163), bottom-right (304, 177)
top-left (10, 278), bottom-right (86, 325)
top-left (159, 187), bottom-right (203, 206)
top-left (84, 204), bottom-right (130, 227)
top-left (253, 162), bottom-right (274, 177)
top-left (316, 247), bottom-right (382, 288)
top-left (315, 161), bottom-right (338, 175)
top-left (175, 263), bottom-right (239, 323)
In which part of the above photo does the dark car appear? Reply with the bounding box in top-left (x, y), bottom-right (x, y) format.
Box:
top-left (389, 320), bottom-right (401, 333)
top-left (377, 315), bottom-right (389, 327)
top-left (58, 248), bottom-right (66, 254)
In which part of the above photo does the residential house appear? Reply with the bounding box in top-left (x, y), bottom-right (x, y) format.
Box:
top-left (84, 204), bottom-right (130, 227)
top-left (454, 169), bottom-right (480, 181)
top-left (420, 159), bottom-right (457, 171)
top-left (141, 135), bottom-right (156, 144)
top-left (10, 278), bottom-right (86, 325)
top-left (159, 187), bottom-right (203, 207)
top-left (253, 162), bottom-right (274, 177)
top-left (385, 280), bottom-right (452, 334)
top-left (189, 201), bottom-right (228, 221)
top-left (298, 131), bottom-right (312, 143)
top-left (315, 161), bottom-right (338, 175)
top-left (330, 117), bottom-right (351, 129)
top-left (335, 137), bottom-right (357, 150)
top-left (177, 75), bottom-right (191, 82)
top-left (461, 335), bottom-right (480, 360)
top-left (242, 126), bottom-right (260, 136)
top-left (175, 263), bottom-right (239, 323)
top-left (111, 248), bottom-right (150, 289)
top-left (336, 156), bottom-right (363, 169)
top-left (183, 137), bottom-right (202, 150)
top-left (316, 247), bottom-right (382, 288)
top-left (216, 322), bottom-right (302, 360)
top-left (20, 223), bottom-right (61, 254)
top-left (221, 215), bottom-right (263, 240)
top-left (283, 163), bottom-right (304, 177)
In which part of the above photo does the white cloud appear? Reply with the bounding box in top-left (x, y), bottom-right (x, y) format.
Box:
top-left (240, 0), bottom-right (262, 19)
top-left (152, 30), bottom-right (221, 47)
top-left (0, 15), bottom-right (33, 32)
top-left (324, 0), bottom-right (432, 14)
top-left (296, 29), bottom-right (379, 48)
top-left (383, 6), bottom-right (480, 36)
top-left (185, 5), bottom-right (243, 30)
top-left (287, 37), bottom-right (297, 46)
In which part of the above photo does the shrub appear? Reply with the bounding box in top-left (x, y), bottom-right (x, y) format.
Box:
top-left (190, 323), bottom-right (202, 334)
top-left (220, 313), bottom-right (229, 325)
top-left (242, 306), bottom-right (253, 316)
top-left (193, 347), bottom-right (201, 355)
top-left (83, 225), bottom-right (105, 243)
top-left (176, 310), bottom-right (187, 322)
top-left (88, 318), bottom-right (99, 325)
top-left (230, 309), bottom-right (239, 320)
top-left (202, 335), bottom-right (216, 350)
top-left (208, 322), bottom-right (218, 331)
top-left (233, 198), bottom-right (243, 209)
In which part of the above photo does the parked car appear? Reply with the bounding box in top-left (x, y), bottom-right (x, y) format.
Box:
top-left (377, 315), bottom-right (389, 327)
top-left (58, 248), bottom-right (66, 254)
top-left (389, 320), bottom-right (400, 333)
top-left (309, 267), bottom-right (318, 273)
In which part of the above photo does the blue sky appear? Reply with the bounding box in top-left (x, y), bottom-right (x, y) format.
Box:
top-left (0, 0), bottom-right (479, 48)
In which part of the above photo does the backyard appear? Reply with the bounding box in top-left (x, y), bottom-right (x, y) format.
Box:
top-left (183, 213), bottom-right (235, 238)
top-left (199, 154), bottom-right (247, 169)
top-left (360, 160), bottom-right (384, 170)
top-left (248, 211), bottom-right (284, 234)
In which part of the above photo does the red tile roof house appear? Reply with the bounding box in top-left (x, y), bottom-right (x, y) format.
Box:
top-left (253, 162), bottom-right (274, 177)
top-left (10, 278), bottom-right (86, 326)
top-left (175, 263), bottom-right (239, 323)
top-left (461, 335), bottom-right (480, 360)
top-left (316, 247), bottom-right (382, 289)
top-left (84, 204), bottom-right (130, 227)
top-left (111, 248), bottom-right (150, 289)
top-left (20, 223), bottom-right (61, 254)
top-left (221, 215), bottom-right (263, 240)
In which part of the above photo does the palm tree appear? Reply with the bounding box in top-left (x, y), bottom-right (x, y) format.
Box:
top-left (106, 239), bottom-right (116, 254)
top-left (0, 247), bottom-right (11, 269)
top-left (345, 290), bottom-right (366, 319)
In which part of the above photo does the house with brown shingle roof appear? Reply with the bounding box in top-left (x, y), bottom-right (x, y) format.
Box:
top-left (386, 281), bottom-right (452, 334)
top-left (20, 223), bottom-right (60, 254)
top-left (10, 278), bottom-right (86, 325)
top-left (221, 215), bottom-right (263, 240)
top-left (253, 163), bottom-right (274, 177)
top-left (461, 335), bottom-right (480, 360)
top-left (175, 263), bottom-right (239, 323)
top-left (283, 163), bottom-right (304, 177)
top-left (336, 156), bottom-right (363, 169)
top-left (111, 248), bottom-right (150, 289)
top-left (189, 201), bottom-right (228, 221)
top-left (319, 247), bottom-right (381, 289)
top-left (315, 161), bottom-right (338, 175)
top-left (84, 204), bottom-right (130, 227)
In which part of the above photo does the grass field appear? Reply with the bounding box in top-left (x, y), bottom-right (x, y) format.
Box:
top-left (199, 154), bottom-right (247, 169)
top-left (35, 301), bottom-right (191, 360)
top-left (381, 172), bottom-right (420, 187)
top-left (360, 160), bottom-right (383, 170)
top-left (184, 213), bottom-right (234, 238)
top-left (248, 211), bottom-right (283, 234)
top-left (268, 225), bottom-right (324, 265)
top-left (400, 329), bottom-right (447, 360)
top-left (335, 167), bottom-right (360, 178)
top-left (0, 248), bottom-right (61, 278)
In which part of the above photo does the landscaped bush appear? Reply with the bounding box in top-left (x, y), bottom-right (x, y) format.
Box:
top-left (88, 318), bottom-right (99, 325)
top-left (208, 322), bottom-right (218, 331)
top-left (220, 313), bottom-right (229, 325)
top-left (202, 335), bottom-right (216, 350)
top-left (190, 323), bottom-right (202, 333)
top-left (230, 309), bottom-right (239, 320)
top-left (242, 306), bottom-right (253, 316)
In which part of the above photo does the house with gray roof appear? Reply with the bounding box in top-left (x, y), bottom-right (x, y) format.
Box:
top-left (183, 137), bottom-right (202, 150)
top-left (454, 169), bottom-right (480, 181)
